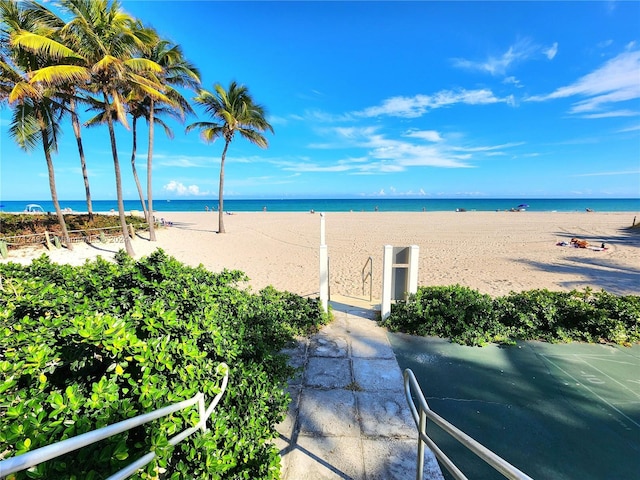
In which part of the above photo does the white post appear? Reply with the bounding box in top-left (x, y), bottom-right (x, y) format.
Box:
top-left (320, 244), bottom-right (329, 312)
top-left (319, 213), bottom-right (329, 312)
top-left (408, 245), bottom-right (419, 296)
top-left (381, 244), bottom-right (393, 320)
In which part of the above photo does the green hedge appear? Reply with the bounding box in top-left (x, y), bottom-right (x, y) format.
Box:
top-left (0, 249), bottom-right (328, 479)
top-left (0, 213), bottom-right (148, 238)
top-left (381, 285), bottom-right (640, 346)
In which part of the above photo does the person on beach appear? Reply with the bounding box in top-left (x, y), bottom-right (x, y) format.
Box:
top-left (570, 238), bottom-right (589, 248)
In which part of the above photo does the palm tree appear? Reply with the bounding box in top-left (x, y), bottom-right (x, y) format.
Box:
top-left (125, 93), bottom-right (174, 234)
top-left (186, 81), bottom-right (273, 233)
top-left (51, 0), bottom-right (166, 256)
top-left (22, 0), bottom-right (95, 220)
top-left (0, 0), bottom-right (80, 249)
top-left (129, 39), bottom-right (200, 241)
top-left (8, 0), bottom-right (161, 256)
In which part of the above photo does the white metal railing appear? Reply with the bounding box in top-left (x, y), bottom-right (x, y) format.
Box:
top-left (0, 363), bottom-right (229, 479)
top-left (403, 368), bottom-right (533, 480)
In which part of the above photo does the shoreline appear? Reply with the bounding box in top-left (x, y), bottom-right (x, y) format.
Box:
top-left (2, 211), bottom-right (639, 298)
top-left (2, 197), bottom-right (639, 215)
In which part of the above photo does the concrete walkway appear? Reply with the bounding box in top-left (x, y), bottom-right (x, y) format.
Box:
top-left (276, 295), bottom-right (443, 480)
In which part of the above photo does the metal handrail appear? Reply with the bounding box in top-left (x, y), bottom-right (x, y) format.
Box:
top-left (403, 369), bottom-right (533, 480)
top-left (361, 256), bottom-right (373, 301)
top-left (0, 363), bottom-right (229, 479)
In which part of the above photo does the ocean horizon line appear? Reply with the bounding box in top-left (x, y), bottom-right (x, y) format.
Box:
top-left (1, 198), bottom-right (639, 213)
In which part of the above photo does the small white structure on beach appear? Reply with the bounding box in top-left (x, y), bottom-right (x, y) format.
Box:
top-left (381, 245), bottom-right (419, 320)
top-left (24, 204), bottom-right (45, 213)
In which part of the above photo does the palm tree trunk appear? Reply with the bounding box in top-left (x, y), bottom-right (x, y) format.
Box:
top-left (70, 98), bottom-right (93, 221)
top-left (218, 141), bottom-right (230, 234)
top-left (104, 91), bottom-right (134, 256)
top-left (130, 117), bottom-right (148, 221)
top-left (41, 125), bottom-right (72, 250)
top-left (147, 99), bottom-right (156, 241)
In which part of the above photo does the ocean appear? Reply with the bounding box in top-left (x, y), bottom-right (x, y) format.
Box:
top-left (1, 198), bottom-right (639, 213)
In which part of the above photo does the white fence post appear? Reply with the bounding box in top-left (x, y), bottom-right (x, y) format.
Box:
top-left (381, 245), bottom-right (393, 320)
top-left (408, 245), bottom-right (419, 296)
top-left (319, 213), bottom-right (329, 312)
top-left (320, 244), bottom-right (329, 313)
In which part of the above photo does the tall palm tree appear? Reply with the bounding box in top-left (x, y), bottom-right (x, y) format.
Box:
top-left (125, 94), bottom-right (174, 232)
top-left (186, 81), bottom-right (273, 233)
top-left (129, 39), bottom-right (200, 241)
top-left (22, 0), bottom-right (95, 220)
top-left (0, 0), bottom-right (81, 249)
top-left (9, 0), bottom-right (161, 256)
top-left (51, 0), bottom-right (165, 256)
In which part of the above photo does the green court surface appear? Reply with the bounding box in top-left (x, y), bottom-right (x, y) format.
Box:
top-left (389, 334), bottom-right (640, 480)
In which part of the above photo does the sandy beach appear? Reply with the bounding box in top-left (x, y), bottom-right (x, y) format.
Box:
top-left (2, 211), bottom-right (639, 299)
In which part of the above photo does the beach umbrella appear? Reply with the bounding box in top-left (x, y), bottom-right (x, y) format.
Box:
top-left (517, 204), bottom-right (529, 208)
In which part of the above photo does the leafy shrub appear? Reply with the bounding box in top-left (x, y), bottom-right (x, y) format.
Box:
top-left (0, 213), bottom-right (148, 238)
top-left (382, 285), bottom-right (506, 346)
top-left (382, 285), bottom-right (640, 347)
top-left (0, 249), bottom-right (328, 479)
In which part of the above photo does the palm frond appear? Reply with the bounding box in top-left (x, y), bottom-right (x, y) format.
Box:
top-left (9, 102), bottom-right (40, 150)
top-left (154, 116), bottom-right (174, 139)
top-left (125, 57), bottom-right (163, 74)
top-left (11, 31), bottom-right (82, 60)
top-left (238, 128), bottom-right (269, 149)
top-left (93, 54), bottom-right (124, 77)
top-left (200, 126), bottom-right (225, 143)
top-left (29, 65), bottom-right (90, 85)
top-left (185, 120), bottom-right (219, 134)
top-left (110, 92), bottom-right (129, 129)
top-left (8, 81), bottom-right (39, 103)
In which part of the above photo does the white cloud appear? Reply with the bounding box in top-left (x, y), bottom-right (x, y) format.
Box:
top-left (544, 42), bottom-right (558, 60)
top-left (403, 129), bottom-right (443, 142)
top-left (503, 76), bottom-right (522, 88)
top-left (452, 38), bottom-right (537, 76)
top-left (355, 88), bottom-right (507, 118)
top-left (581, 110), bottom-right (638, 119)
top-left (155, 154), bottom-right (212, 168)
top-left (268, 115), bottom-right (289, 126)
top-left (618, 124), bottom-right (640, 132)
top-left (527, 49), bottom-right (640, 115)
top-left (277, 125), bottom-right (526, 177)
top-left (572, 170), bottom-right (640, 177)
top-left (598, 39), bottom-right (614, 49)
top-left (163, 180), bottom-right (204, 196)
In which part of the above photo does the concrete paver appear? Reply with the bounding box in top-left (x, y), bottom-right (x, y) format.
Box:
top-left (277, 295), bottom-right (444, 480)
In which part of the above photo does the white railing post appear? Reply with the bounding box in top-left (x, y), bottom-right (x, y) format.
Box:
top-left (381, 245), bottom-right (393, 320)
top-left (417, 408), bottom-right (427, 480)
top-left (320, 245), bottom-right (329, 312)
top-left (319, 213), bottom-right (329, 312)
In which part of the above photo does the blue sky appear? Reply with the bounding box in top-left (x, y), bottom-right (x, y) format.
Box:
top-left (1, 0), bottom-right (639, 201)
